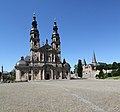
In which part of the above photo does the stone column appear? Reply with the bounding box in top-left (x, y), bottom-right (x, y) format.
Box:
top-left (42, 54), bottom-right (44, 62)
top-left (38, 70), bottom-right (41, 80)
top-left (67, 72), bottom-right (71, 80)
top-left (26, 73), bottom-right (28, 81)
top-left (54, 70), bottom-right (56, 80)
top-left (50, 70), bottom-right (53, 80)
top-left (31, 70), bottom-right (34, 80)
top-left (39, 53), bottom-right (40, 61)
top-left (54, 74), bottom-right (56, 80)
top-left (15, 70), bottom-right (21, 81)
top-left (54, 55), bottom-right (55, 62)
top-left (59, 72), bottom-right (62, 80)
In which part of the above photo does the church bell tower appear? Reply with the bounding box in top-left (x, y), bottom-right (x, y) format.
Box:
top-left (30, 14), bottom-right (40, 62)
top-left (51, 19), bottom-right (61, 62)
top-left (30, 14), bottom-right (40, 50)
top-left (92, 51), bottom-right (97, 66)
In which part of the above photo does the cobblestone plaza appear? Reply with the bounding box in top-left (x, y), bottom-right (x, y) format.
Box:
top-left (0, 79), bottom-right (120, 112)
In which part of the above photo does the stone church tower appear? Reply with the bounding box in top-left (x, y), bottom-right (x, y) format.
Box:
top-left (30, 15), bottom-right (40, 62)
top-left (15, 15), bottom-right (71, 81)
top-left (92, 51), bottom-right (97, 66)
top-left (82, 51), bottom-right (97, 78)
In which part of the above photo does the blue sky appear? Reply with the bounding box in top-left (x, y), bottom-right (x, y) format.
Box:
top-left (0, 0), bottom-right (120, 72)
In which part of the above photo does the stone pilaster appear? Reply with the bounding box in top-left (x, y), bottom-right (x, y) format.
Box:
top-left (26, 73), bottom-right (28, 80)
top-left (50, 70), bottom-right (53, 80)
top-left (31, 70), bottom-right (34, 80)
top-left (15, 69), bottom-right (21, 81)
top-left (67, 72), bottom-right (71, 80)
top-left (38, 70), bottom-right (41, 80)
top-left (59, 72), bottom-right (62, 80)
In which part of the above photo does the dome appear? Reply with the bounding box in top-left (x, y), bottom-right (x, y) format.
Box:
top-left (25, 56), bottom-right (30, 62)
top-left (16, 56), bottom-right (26, 66)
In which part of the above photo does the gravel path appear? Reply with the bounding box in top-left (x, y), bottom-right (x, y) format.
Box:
top-left (0, 79), bottom-right (120, 112)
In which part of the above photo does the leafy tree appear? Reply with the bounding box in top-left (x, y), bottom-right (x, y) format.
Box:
top-left (107, 64), bottom-right (112, 70)
top-left (117, 63), bottom-right (120, 68)
top-left (112, 62), bottom-right (118, 69)
top-left (77, 59), bottom-right (83, 78)
top-left (74, 64), bottom-right (78, 73)
top-left (96, 65), bottom-right (106, 79)
top-left (10, 71), bottom-right (16, 82)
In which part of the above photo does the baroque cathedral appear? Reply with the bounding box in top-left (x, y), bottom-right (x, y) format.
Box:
top-left (15, 15), bottom-right (71, 81)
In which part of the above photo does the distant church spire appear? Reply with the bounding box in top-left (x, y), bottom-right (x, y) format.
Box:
top-left (83, 59), bottom-right (87, 66)
top-left (92, 51), bottom-right (97, 66)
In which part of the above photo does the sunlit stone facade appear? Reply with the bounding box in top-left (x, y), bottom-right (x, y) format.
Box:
top-left (15, 15), bottom-right (70, 81)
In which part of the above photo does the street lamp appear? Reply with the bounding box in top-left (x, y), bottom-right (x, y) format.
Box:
top-left (1, 66), bottom-right (3, 82)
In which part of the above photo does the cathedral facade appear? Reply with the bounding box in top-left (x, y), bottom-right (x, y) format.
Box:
top-left (15, 15), bottom-right (71, 81)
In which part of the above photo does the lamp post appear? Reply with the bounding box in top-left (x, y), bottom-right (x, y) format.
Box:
top-left (1, 66), bottom-right (3, 82)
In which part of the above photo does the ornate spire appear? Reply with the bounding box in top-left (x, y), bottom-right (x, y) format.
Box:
top-left (32, 13), bottom-right (37, 28)
top-left (92, 51), bottom-right (97, 65)
top-left (83, 59), bottom-right (87, 65)
top-left (46, 38), bottom-right (48, 45)
top-left (52, 18), bottom-right (58, 36)
top-left (30, 13), bottom-right (39, 34)
top-left (63, 58), bottom-right (66, 64)
top-left (30, 14), bottom-right (40, 49)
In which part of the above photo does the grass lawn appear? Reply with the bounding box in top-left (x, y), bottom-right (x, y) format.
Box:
top-left (105, 76), bottom-right (120, 80)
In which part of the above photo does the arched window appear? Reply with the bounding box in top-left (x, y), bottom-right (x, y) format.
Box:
top-left (56, 44), bottom-right (58, 48)
top-left (34, 34), bottom-right (36, 38)
top-left (34, 41), bottom-right (37, 46)
top-left (21, 71), bottom-right (24, 76)
top-left (40, 54), bottom-right (42, 61)
top-left (56, 71), bottom-right (59, 79)
top-left (52, 54), bottom-right (54, 62)
top-left (66, 71), bottom-right (68, 75)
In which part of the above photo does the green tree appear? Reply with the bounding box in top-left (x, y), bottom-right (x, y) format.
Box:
top-left (10, 71), bottom-right (16, 82)
top-left (107, 64), bottom-right (112, 70)
top-left (74, 64), bottom-right (78, 73)
top-left (77, 59), bottom-right (83, 78)
top-left (112, 62), bottom-right (118, 69)
top-left (96, 65), bottom-right (106, 79)
top-left (99, 69), bottom-right (105, 79)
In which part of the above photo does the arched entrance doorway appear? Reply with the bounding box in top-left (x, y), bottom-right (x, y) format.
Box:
top-left (28, 75), bottom-right (31, 80)
top-left (28, 71), bottom-right (31, 80)
top-left (43, 64), bottom-right (54, 80)
top-left (45, 73), bottom-right (50, 80)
